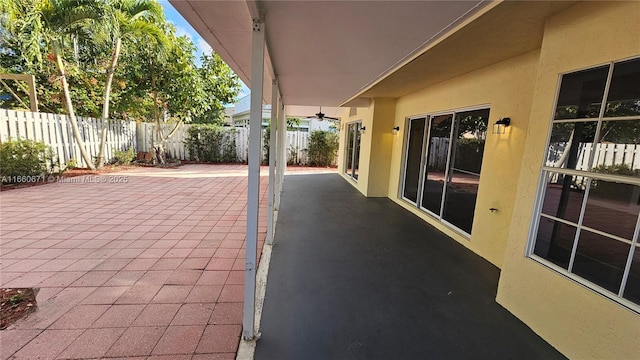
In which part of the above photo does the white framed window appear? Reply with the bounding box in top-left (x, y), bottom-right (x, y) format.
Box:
top-left (344, 121), bottom-right (362, 180)
top-left (527, 57), bottom-right (640, 310)
top-left (400, 107), bottom-right (489, 235)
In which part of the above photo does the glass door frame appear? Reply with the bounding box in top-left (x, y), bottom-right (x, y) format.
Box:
top-left (400, 105), bottom-right (490, 237)
top-left (344, 121), bottom-right (362, 181)
top-left (418, 111), bottom-right (457, 220)
top-left (400, 116), bottom-right (428, 205)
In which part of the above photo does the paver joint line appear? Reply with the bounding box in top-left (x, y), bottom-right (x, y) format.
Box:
top-left (0, 165), bottom-right (280, 360)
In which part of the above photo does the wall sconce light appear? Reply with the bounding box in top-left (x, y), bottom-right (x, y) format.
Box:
top-left (493, 117), bottom-right (511, 134)
top-left (392, 126), bottom-right (400, 135)
top-left (360, 126), bottom-right (366, 133)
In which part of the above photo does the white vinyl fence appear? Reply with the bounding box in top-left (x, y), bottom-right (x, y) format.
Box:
top-left (137, 122), bottom-right (190, 161)
top-left (0, 109), bottom-right (136, 168)
top-left (1, 109), bottom-right (312, 167)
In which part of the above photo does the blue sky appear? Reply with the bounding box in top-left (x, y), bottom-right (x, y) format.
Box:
top-left (159, 0), bottom-right (249, 100)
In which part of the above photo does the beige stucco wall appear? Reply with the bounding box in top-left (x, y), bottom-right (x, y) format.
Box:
top-left (338, 99), bottom-right (397, 197)
top-left (338, 105), bottom-right (372, 195)
top-left (338, 3), bottom-right (639, 356)
top-left (496, 2), bottom-right (640, 359)
top-left (387, 50), bottom-right (540, 268)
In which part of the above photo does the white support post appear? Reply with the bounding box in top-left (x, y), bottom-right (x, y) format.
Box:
top-left (266, 80), bottom-right (278, 245)
top-left (276, 101), bottom-right (286, 208)
top-left (243, 18), bottom-right (265, 341)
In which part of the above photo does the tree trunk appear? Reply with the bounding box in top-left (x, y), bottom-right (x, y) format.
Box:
top-left (54, 40), bottom-right (95, 170)
top-left (96, 37), bottom-right (121, 169)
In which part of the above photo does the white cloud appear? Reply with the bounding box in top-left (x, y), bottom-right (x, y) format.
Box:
top-left (197, 38), bottom-right (212, 55)
top-left (173, 25), bottom-right (194, 42)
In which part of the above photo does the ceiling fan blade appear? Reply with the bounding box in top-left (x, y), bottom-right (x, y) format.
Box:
top-left (324, 116), bottom-right (339, 121)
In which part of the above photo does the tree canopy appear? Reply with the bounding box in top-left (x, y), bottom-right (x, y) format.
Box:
top-left (0, 0), bottom-right (241, 126)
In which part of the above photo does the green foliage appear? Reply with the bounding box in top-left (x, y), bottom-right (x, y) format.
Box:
top-left (454, 138), bottom-right (485, 174)
top-left (9, 293), bottom-right (24, 305)
top-left (263, 118), bottom-right (303, 163)
top-left (591, 163), bottom-right (638, 201)
top-left (190, 52), bottom-right (240, 124)
top-left (288, 144), bottom-right (301, 165)
top-left (185, 124), bottom-right (238, 163)
top-left (263, 126), bottom-right (270, 164)
top-left (307, 130), bottom-right (339, 167)
top-left (0, 138), bottom-right (53, 183)
top-left (65, 158), bottom-right (77, 169)
top-left (112, 146), bottom-right (135, 165)
top-left (593, 163), bottom-right (638, 177)
top-left (0, 0), bottom-right (240, 126)
top-left (287, 117), bottom-right (300, 129)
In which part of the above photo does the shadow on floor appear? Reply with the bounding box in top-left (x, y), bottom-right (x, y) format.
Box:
top-left (255, 173), bottom-right (565, 360)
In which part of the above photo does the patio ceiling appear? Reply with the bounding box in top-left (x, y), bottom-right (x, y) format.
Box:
top-left (170, 1), bottom-right (578, 107)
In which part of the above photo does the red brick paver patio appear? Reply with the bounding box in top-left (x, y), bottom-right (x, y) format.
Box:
top-left (0, 164), bottom-right (268, 360)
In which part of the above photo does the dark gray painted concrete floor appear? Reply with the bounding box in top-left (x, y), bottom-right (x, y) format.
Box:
top-left (255, 174), bottom-right (565, 360)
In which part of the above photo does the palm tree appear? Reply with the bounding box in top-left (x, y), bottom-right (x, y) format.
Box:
top-left (95, 0), bottom-right (164, 168)
top-left (1, 0), bottom-right (101, 169)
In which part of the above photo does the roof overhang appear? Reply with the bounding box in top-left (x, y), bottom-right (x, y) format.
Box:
top-left (170, 0), bottom-right (578, 107)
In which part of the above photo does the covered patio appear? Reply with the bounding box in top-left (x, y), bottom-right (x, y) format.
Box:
top-left (171, 1), bottom-right (640, 358)
top-left (256, 173), bottom-right (564, 359)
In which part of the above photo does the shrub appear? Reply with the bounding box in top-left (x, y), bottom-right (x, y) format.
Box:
top-left (288, 144), bottom-right (301, 165)
top-left (263, 126), bottom-right (270, 164)
top-left (113, 147), bottom-right (136, 165)
top-left (0, 138), bottom-right (54, 184)
top-left (307, 130), bottom-right (339, 167)
top-left (593, 163), bottom-right (638, 176)
top-left (185, 124), bottom-right (238, 163)
top-left (454, 138), bottom-right (485, 174)
top-left (65, 158), bottom-right (78, 170)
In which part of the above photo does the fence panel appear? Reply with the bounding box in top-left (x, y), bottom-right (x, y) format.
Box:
top-left (0, 110), bottom-right (137, 168)
top-left (2, 110), bottom-right (322, 167)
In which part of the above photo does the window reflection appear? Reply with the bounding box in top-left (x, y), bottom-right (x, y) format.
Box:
top-left (441, 109), bottom-right (488, 233)
top-left (442, 170), bottom-right (479, 234)
top-left (353, 125), bottom-right (361, 180)
top-left (546, 121), bottom-right (597, 170)
top-left (534, 217), bottom-right (576, 269)
top-left (592, 120), bottom-right (640, 177)
top-left (421, 114), bottom-right (452, 214)
top-left (541, 173), bottom-right (586, 223)
top-left (555, 66), bottom-right (609, 120)
top-left (345, 122), bottom-right (362, 180)
top-left (534, 58), bottom-right (640, 308)
top-left (605, 58), bottom-right (640, 117)
top-left (403, 119), bottom-right (426, 203)
top-left (623, 247), bottom-right (640, 304)
top-left (346, 125), bottom-right (354, 175)
top-left (572, 230), bottom-right (631, 294)
top-left (583, 179), bottom-right (640, 240)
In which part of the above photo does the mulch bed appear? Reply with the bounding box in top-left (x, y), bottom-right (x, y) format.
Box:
top-left (0, 288), bottom-right (38, 330)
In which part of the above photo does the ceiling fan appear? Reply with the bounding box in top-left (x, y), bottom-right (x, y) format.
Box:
top-left (304, 107), bottom-right (339, 121)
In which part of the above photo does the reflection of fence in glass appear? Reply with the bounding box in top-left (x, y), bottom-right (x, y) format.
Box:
top-left (547, 141), bottom-right (640, 185)
top-left (427, 137), bottom-right (449, 171)
top-left (546, 141), bottom-right (640, 170)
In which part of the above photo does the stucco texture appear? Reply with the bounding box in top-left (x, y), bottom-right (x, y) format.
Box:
top-left (496, 2), bottom-right (640, 359)
top-left (387, 50), bottom-right (539, 268)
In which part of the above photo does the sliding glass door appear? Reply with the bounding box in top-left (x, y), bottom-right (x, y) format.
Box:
top-left (402, 118), bottom-right (426, 203)
top-left (345, 122), bottom-right (362, 180)
top-left (402, 108), bottom-right (489, 235)
top-left (421, 114), bottom-right (453, 214)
